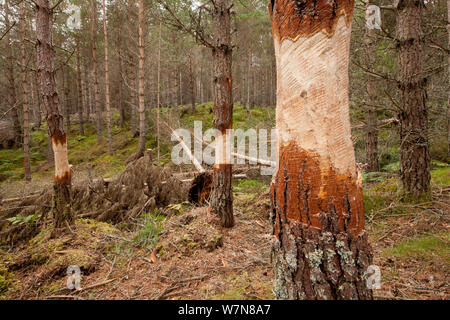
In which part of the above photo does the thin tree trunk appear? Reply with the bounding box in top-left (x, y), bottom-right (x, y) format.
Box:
top-left (157, 21), bottom-right (162, 164)
top-left (396, 0), bottom-right (430, 199)
top-left (5, 0), bottom-right (22, 146)
top-left (129, 61), bottom-right (138, 136)
top-left (31, 70), bottom-right (42, 128)
top-left (102, 0), bottom-right (113, 154)
top-left (365, 8), bottom-right (379, 172)
top-left (76, 38), bottom-right (85, 136)
top-left (83, 63), bottom-right (91, 122)
top-left (210, 0), bottom-right (234, 228)
top-left (136, 0), bottom-right (146, 157)
top-left (118, 36), bottom-right (126, 127)
top-left (189, 50), bottom-right (196, 112)
top-left (20, 1), bottom-right (31, 181)
top-left (247, 48), bottom-right (251, 109)
top-left (61, 67), bottom-right (69, 132)
top-left (269, 0), bottom-right (372, 300)
top-left (35, 0), bottom-right (73, 229)
top-left (179, 69), bottom-right (183, 106)
top-left (90, 0), bottom-right (102, 142)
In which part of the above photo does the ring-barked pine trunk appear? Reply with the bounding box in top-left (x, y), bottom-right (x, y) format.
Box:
top-left (396, 0), bottom-right (430, 199)
top-left (269, 0), bottom-right (373, 299)
top-left (209, 0), bottom-right (234, 228)
top-left (35, 0), bottom-right (73, 229)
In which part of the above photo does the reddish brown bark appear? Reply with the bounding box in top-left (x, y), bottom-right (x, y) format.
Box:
top-left (210, 0), bottom-right (234, 228)
top-left (269, 0), bottom-right (354, 40)
top-left (269, 0), bottom-right (372, 300)
top-left (396, 0), bottom-right (430, 199)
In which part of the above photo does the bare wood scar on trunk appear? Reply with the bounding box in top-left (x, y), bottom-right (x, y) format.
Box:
top-left (269, 0), bottom-right (354, 41)
top-left (271, 143), bottom-right (364, 237)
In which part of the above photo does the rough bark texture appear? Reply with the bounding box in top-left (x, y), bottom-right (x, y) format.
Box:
top-left (32, 69), bottom-right (42, 129)
top-left (20, 1), bottom-right (31, 181)
top-left (90, 0), bottom-right (102, 142)
top-left (35, 0), bottom-right (73, 229)
top-left (103, 0), bottom-right (113, 154)
top-left (447, 0), bottom-right (450, 163)
top-left (269, 0), bottom-right (373, 300)
top-left (364, 11), bottom-right (379, 172)
top-left (396, 0), bottom-right (431, 199)
top-left (210, 0), bottom-right (234, 228)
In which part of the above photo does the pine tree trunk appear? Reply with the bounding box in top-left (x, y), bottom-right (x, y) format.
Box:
top-left (269, 0), bottom-right (373, 300)
top-left (118, 35), bottom-right (126, 127)
top-left (20, 1), bottom-right (31, 181)
top-left (32, 70), bottom-right (42, 128)
top-left (396, 0), bottom-right (430, 199)
top-left (247, 48), bottom-right (252, 109)
top-left (210, 0), bottom-right (234, 228)
top-left (83, 63), bottom-right (91, 123)
top-left (76, 38), bottom-right (85, 136)
top-left (5, 0), bottom-right (22, 146)
top-left (365, 16), bottom-right (379, 172)
top-left (35, 0), bottom-right (73, 229)
top-left (157, 22), bottom-right (162, 164)
top-left (90, 0), bottom-right (102, 142)
top-left (136, 0), bottom-right (146, 158)
top-left (102, 0), bottom-right (113, 154)
top-left (61, 67), bottom-right (68, 132)
top-left (189, 51), bottom-right (196, 112)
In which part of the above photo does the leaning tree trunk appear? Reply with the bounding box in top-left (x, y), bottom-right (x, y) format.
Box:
top-left (20, 1), bottom-right (31, 181)
top-left (364, 6), bottom-right (379, 173)
top-left (396, 0), bottom-right (430, 199)
top-left (102, 0), bottom-right (113, 154)
top-left (269, 0), bottom-right (373, 299)
top-left (210, 0), bottom-right (234, 228)
top-left (35, 0), bottom-right (73, 229)
top-left (90, 0), bottom-right (102, 142)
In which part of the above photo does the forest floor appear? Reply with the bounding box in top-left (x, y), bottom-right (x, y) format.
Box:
top-left (0, 104), bottom-right (448, 300)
